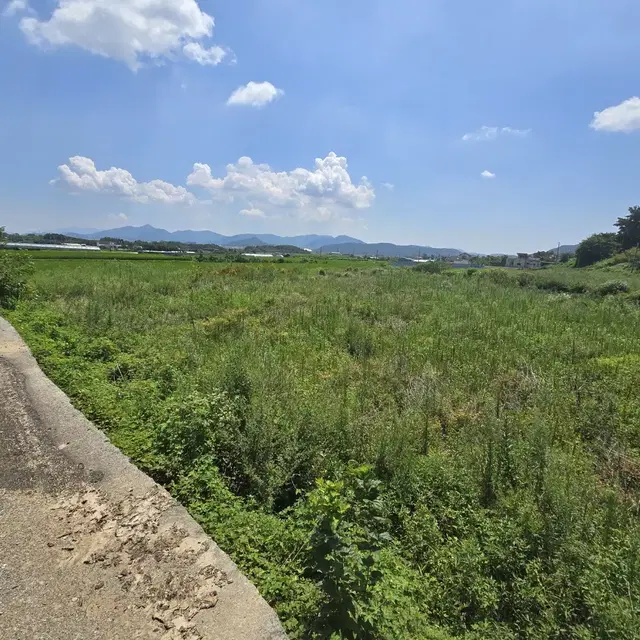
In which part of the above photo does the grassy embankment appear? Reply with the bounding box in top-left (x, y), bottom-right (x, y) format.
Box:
top-left (5, 259), bottom-right (640, 639)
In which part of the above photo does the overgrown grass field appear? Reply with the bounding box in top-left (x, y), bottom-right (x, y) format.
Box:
top-left (5, 259), bottom-right (640, 639)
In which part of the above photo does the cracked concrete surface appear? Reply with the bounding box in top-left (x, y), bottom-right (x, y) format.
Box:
top-left (0, 317), bottom-right (287, 640)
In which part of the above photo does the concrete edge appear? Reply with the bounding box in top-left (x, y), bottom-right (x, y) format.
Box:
top-left (0, 316), bottom-right (288, 640)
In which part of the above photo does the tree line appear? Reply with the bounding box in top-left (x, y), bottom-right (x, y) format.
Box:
top-left (575, 206), bottom-right (640, 267)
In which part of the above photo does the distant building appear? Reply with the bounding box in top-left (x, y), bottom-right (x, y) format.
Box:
top-left (451, 259), bottom-right (484, 269)
top-left (242, 253), bottom-right (275, 258)
top-left (505, 253), bottom-right (541, 269)
top-left (138, 250), bottom-right (196, 255)
top-left (391, 257), bottom-right (435, 267)
top-left (5, 242), bottom-right (100, 251)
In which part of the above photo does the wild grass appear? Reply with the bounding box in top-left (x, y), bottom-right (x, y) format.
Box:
top-left (5, 260), bottom-right (640, 639)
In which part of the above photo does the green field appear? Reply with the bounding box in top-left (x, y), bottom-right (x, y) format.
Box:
top-left (5, 259), bottom-right (640, 639)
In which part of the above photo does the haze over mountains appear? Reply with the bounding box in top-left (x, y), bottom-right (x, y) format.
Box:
top-left (56, 225), bottom-right (466, 257)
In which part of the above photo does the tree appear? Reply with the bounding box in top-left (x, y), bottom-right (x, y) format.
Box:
top-left (574, 233), bottom-right (619, 268)
top-left (0, 226), bottom-right (5, 244)
top-left (615, 206), bottom-right (640, 250)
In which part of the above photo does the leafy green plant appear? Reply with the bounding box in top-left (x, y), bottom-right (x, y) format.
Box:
top-left (0, 250), bottom-right (34, 308)
top-left (303, 465), bottom-right (391, 639)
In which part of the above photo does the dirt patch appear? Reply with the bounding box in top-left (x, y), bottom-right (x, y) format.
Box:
top-left (51, 486), bottom-right (231, 639)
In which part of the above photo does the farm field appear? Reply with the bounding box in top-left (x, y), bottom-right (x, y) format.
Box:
top-left (5, 259), bottom-right (640, 639)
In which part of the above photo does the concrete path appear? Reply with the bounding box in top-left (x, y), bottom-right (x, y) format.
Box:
top-left (0, 317), bottom-right (287, 640)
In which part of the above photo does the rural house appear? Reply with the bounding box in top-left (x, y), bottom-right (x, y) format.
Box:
top-left (505, 253), bottom-right (542, 269)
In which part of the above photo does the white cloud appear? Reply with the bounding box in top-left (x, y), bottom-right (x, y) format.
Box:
top-left (227, 81), bottom-right (284, 107)
top-left (381, 182), bottom-right (395, 191)
top-left (239, 206), bottom-right (266, 218)
top-left (182, 42), bottom-right (226, 66)
top-left (3, 0), bottom-right (28, 17)
top-left (590, 97), bottom-right (640, 133)
top-left (19, 0), bottom-right (228, 70)
top-left (481, 170), bottom-right (496, 179)
top-left (53, 156), bottom-right (196, 205)
top-left (462, 126), bottom-right (531, 142)
top-left (108, 212), bottom-right (129, 222)
top-left (187, 152), bottom-right (375, 220)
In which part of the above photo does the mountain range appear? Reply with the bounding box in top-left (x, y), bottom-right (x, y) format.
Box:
top-left (50, 225), bottom-right (577, 257)
top-left (318, 242), bottom-right (463, 258)
top-left (57, 225), bottom-right (364, 251)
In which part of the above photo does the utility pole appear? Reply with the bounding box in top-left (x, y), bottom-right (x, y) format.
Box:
top-left (556, 242), bottom-right (561, 263)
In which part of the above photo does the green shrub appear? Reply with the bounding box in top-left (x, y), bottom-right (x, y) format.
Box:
top-left (302, 465), bottom-right (391, 639)
top-left (414, 261), bottom-right (448, 274)
top-left (594, 280), bottom-right (630, 296)
top-left (480, 269), bottom-right (513, 286)
top-left (516, 272), bottom-right (534, 287)
top-left (154, 391), bottom-right (243, 482)
top-left (0, 252), bottom-right (34, 309)
top-left (575, 233), bottom-right (619, 268)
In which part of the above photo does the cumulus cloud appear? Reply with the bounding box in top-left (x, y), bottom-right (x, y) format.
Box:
top-left (3, 0), bottom-right (29, 17)
top-left (590, 97), bottom-right (640, 133)
top-left (227, 81), bottom-right (284, 107)
top-left (53, 156), bottom-right (196, 205)
top-left (463, 126), bottom-right (531, 142)
top-left (481, 170), bottom-right (496, 179)
top-left (19, 0), bottom-right (228, 70)
top-left (182, 42), bottom-right (226, 66)
top-left (239, 206), bottom-right (266, 218)
top-left (381, 182), bottom-right (395, 191)
top-left (187, 152), bottom-right (375, 220)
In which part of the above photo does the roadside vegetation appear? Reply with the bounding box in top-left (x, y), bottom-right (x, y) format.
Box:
top-left (1, 251), bottom-right (639, 639)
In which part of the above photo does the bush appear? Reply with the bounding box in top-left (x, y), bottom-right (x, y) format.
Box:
top-left (533, 277), bottom-right (569, 293)
top-left (302, 465), bottom-right (391, 638)
top-left (154, 391), bottom-right (243, 482)
top-left (575, 233), bottom-right (619, 268)
top-left (516, 272), bottom-right (535, 287)
top-left (594, 280), bottom-right (630, 296)
top-left (480, 269), bottom-right (514, 286)
top-left (0, 252), bottom-right (34, 309)
top-left (532, 277), bottom-right (588, 294)
top-left (414, 262), bottom-right (448, 274)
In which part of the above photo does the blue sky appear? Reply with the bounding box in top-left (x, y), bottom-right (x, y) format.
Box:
top-left (1, 0), bottom-right (640, 253)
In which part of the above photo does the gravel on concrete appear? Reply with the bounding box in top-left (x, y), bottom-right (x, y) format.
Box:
top-left (0, 316), bottom-right (287, 640)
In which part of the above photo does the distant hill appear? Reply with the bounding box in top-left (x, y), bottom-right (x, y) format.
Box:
top-left (49, 227), bottom-right (102, 236)
top-left (548, 244), bottom-right (578, 255)
top-left (224, 236), bottom-right (267, 248)
top-left (318, 242), bottom-right (462, 258)
top-left (62, 225), bottom-right (363, 250)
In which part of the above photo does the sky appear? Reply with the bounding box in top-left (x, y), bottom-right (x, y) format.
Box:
top-left (1, 0), bottom-right (640, 253)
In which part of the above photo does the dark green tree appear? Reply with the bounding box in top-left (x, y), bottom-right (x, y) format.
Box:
top-left (574, 232), bottom-right (619, 268)
top-left (615, 205), bottom-right (640, 250)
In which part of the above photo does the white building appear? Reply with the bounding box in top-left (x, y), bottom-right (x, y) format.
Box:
top-left (5, 242), bottom-right (100, 251)
top-left (505, 253), bottom-right (541, 269)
